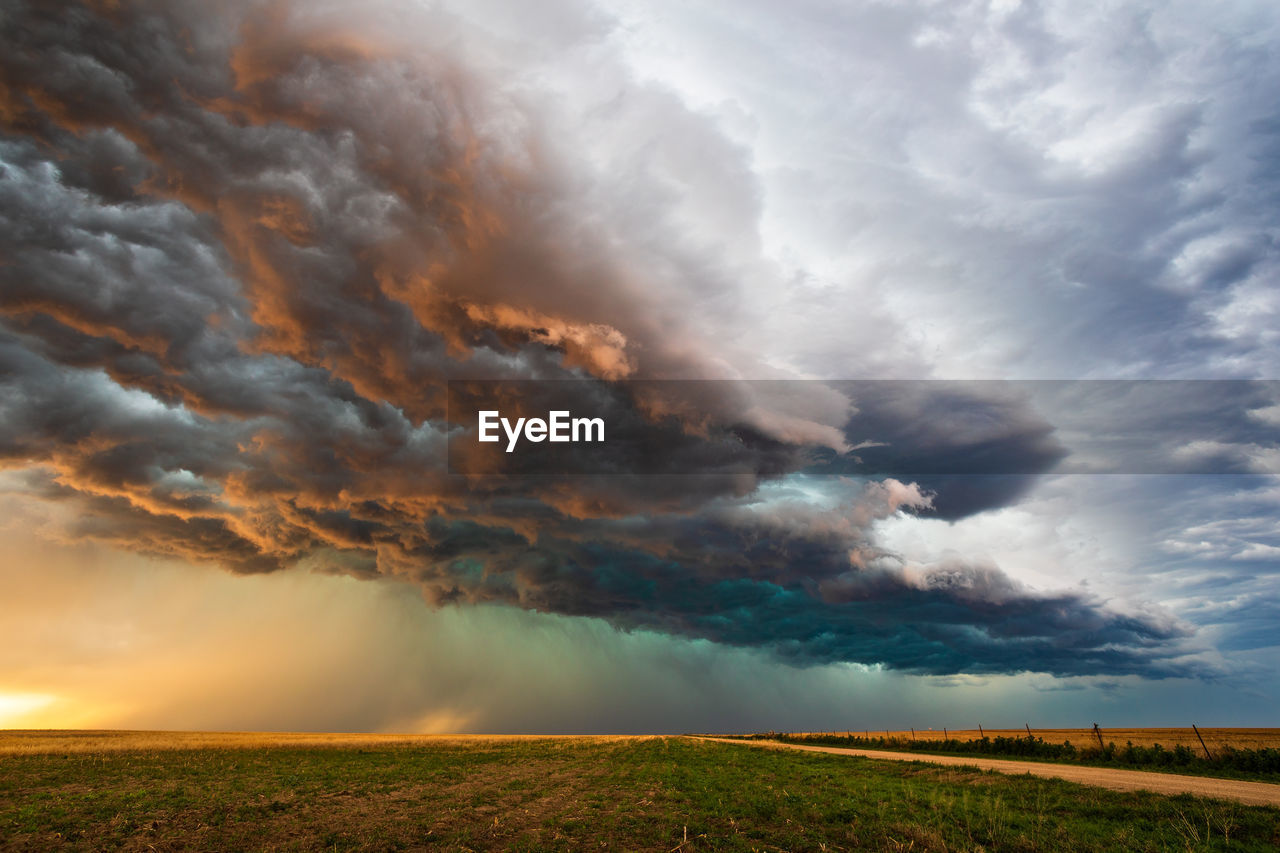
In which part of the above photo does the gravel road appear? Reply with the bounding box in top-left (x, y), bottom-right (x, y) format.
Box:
top-left (696, 737), bottom-right (1280, 807)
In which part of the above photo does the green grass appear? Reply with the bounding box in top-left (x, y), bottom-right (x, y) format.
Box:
top-left (1, 736), bottom-right (1278, 851)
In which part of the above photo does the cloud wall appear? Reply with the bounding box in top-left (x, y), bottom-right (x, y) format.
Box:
top-left (0, 0), bottom-right (1230, 678)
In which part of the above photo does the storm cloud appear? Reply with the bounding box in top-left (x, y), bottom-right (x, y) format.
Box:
top-left (0, 0), bottom-right (1249, 679)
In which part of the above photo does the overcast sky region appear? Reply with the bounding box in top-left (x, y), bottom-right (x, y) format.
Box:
top-left (1, 0), bottom-right (1278, 733)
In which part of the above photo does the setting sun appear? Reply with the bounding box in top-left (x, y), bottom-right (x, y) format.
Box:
top-left (0, 692), bottom-right (54, 728)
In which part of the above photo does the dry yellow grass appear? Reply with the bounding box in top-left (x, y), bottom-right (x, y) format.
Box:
top-left (798, 727), bottom-right (1280, 750)
top-left (0, 729), bottom-right (639, 755)
top-left (7, 728), bottom-right (1276, 756)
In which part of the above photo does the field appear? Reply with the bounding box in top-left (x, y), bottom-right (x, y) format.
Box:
top-left (798, 729), bottom-right (1280, 751)
top-left (3, 732), bottom-right (1280, 851)
top-left (737, 729), bottom-right (1280, 783)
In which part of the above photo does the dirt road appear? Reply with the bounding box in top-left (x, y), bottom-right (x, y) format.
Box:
top-left (696, 737), bottom-right (1280, 807)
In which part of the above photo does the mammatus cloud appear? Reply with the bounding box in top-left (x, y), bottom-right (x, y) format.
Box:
top-left (0, 0), bottom-right (1209, 676)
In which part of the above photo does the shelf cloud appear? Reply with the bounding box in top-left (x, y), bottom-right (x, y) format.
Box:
top-left (4, 0), bottom-right (1271, 687)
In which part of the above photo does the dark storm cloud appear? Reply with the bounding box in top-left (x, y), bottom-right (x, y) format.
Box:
top-left (828, 380), bottom-right (1280, 478)
top-left (337, 494), bottom-right (1202, 677)
top-left (819, 379), bottom-right (1280, 518)
top-left (0, 0), bottom-right (1212, 676)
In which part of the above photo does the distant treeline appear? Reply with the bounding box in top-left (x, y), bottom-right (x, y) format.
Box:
top-left (734, 732), bottom-right (1280, 779)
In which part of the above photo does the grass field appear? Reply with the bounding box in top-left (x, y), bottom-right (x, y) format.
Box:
top-left (2, 732), bottom-right (1280, 851)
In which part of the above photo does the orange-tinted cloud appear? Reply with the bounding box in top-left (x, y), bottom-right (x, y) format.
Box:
top-left (0, 0), bottom-right (1200, 676)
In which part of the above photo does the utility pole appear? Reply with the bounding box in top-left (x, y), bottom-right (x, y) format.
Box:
top-left (1192, 724), bottom-right (1214, 760)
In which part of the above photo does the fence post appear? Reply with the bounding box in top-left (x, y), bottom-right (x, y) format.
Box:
top-left (1192, 724), bottom-right (1214, 760)
top-left (1092, 723), bottom-right (1104, 750)
top-left (1025, 723), bottom-right (1033, 739)
top-left (943, 728), bottom-right (948, 740)
top-left (978, 724), bottom-right (984, 738)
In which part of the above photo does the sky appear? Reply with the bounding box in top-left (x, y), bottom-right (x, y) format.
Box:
top-left (0, 0), bottom-right (1278, 733)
